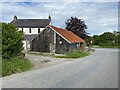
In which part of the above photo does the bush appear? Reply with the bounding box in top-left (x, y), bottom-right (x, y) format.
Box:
top-left (2, 57), bottom-right (33, 77)
top-left (2, 23), bottom-right (23, 59)
top-left (98, 42), bottom-right (120, 48)
top-left (56, 50), bottom-right (90, 58)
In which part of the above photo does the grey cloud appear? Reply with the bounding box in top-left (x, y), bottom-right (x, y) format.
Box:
top-left (1, 2), bottom-right (118, 35)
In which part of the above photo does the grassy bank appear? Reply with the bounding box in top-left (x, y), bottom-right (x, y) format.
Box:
top-left (99, 46), bottom-right (120, 48)
top-left (55, 50), bottom-right (90, 58)
top-left (2, 57), bottom-right (33, 77)
top-left (92, 45), bottom-right (120, 48)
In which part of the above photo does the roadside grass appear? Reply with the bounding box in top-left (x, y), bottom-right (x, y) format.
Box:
top-left (92, 45), bottom-right (120, 48)
top-left (93, 46), bottom-right (120, 48)
top-left (100, 46), bottom-right (120, 48)
top-left (2, 57), bottom-right (33, 77)
top-left (55, 50), bottom-right (90, 58)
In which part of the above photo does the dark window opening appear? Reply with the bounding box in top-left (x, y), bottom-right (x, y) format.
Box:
top-left (45, 45), bottom-right (48, 49)
top-left (21, 28), bottom-right (23, 33)
top-left (38, 28), bottom-right (40, 33)
top-left (29, 28), bottom-right (31, 33)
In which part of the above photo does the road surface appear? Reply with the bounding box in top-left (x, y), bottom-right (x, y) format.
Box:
top-left (2, 48), bottom-right (118, 88)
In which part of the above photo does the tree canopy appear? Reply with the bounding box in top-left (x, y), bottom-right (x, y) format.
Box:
top-left (65, 17), bottom-right (88, 39)
top-left (2, 23), bottom-right (23, 59)
top-left (92, 32), bottom-right (120, 47)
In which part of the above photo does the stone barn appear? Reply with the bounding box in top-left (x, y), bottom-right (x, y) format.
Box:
top-left (30, 25), bottom-right (84, 54)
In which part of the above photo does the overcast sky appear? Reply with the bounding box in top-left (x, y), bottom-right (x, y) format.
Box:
top-left (1, 2), bottom-right (118, 36)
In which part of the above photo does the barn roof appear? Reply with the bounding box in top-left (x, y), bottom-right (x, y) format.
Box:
top-left (49, 25), bottom-right (84, 43)
top-left (11, 19), bottom-right (50, 28)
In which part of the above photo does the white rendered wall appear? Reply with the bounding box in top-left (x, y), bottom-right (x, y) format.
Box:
top-left (40, 28), bottom-right (45, 31)
top-left (22, 40), bottom-right (30, 52)
top-left (22, 40), bottom-right (27, 51)
top-left (18, 28), bottom-right (45, 35)
top-left (19, 27), bottom-right (45, 51)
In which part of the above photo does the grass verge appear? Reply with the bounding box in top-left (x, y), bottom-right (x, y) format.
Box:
top-left (92, 45), bottom-right (120, 48)
top-left (55, 50), bottom-right (90, 58)
top-left (2, 57), bottom-right (33, 77)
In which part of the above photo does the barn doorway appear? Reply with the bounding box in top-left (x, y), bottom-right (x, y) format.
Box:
top-left (50, 43), bottom-right (55, 53)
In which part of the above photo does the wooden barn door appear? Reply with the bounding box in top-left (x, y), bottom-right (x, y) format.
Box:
top-left (50, 43), bottom-right (55, 53)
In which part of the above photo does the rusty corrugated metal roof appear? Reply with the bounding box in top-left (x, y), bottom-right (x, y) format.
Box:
top-left (49, 25), bottom-right (84, 43)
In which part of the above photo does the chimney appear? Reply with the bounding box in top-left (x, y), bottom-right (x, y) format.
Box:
top-left (48, 15), bottom-right (51, 20)
top-left (14, 16), bottom-right (17, 20)
top-left (48, 15), bottom-right (52, 25)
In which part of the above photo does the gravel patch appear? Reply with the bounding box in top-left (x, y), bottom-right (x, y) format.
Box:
top-left (25, 53), bottom-right (73, 70)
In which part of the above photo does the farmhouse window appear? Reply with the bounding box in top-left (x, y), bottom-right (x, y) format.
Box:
top-left (38, 28), bottom-right (40, 33)
top-left (29, 28), bottom-right (31, 33)
top-left (21, 28), bottom-right (23, 33)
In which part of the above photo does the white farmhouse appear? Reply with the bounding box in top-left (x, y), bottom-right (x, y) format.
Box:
top-left (10, 16), bottom-right (51, 52)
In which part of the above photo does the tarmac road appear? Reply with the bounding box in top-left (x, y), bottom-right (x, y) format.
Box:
top-left (2, 48), bottom-right (118, 88)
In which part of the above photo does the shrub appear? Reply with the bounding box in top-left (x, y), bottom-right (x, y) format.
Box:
top-left (2, 23), bottom-right (23, 59)
top-left (2, 57), bottom-right (33, 77)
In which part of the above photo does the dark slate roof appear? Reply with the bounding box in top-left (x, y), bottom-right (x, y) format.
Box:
top-left (11, 19), bottom-right (50, 28)
top-left (24, 34), bottom-right (37, 41)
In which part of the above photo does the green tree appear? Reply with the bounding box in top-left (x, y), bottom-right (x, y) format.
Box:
top-left (2, 23), bottom-right (23, 59)
top-left (115, 34), bottom-right (120, 46)
top-left (65, 17), bottom-right (88, 39)
top-left (92, 35), bottom-right (99, 45)
top-left (0, 23), bottom-right (1, 50)
top-left (117, 34), bottom-right (120, 43)
top-left (92, 32), bottom-right (117, 47)
top-left (100, 32), bottom-right (115, 47)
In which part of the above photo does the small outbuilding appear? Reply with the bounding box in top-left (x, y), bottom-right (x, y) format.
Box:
top-left (30, 25), bottom-right (84, 54)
